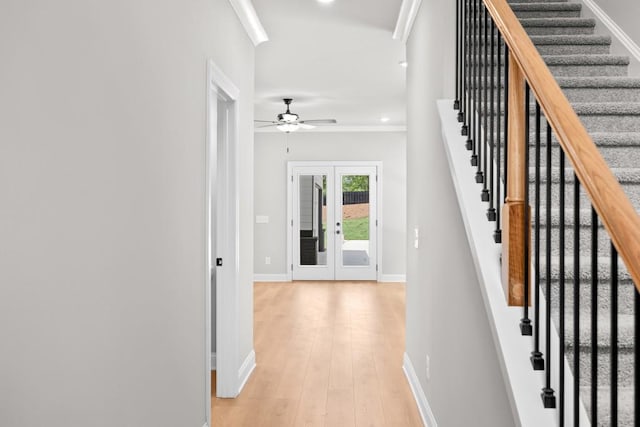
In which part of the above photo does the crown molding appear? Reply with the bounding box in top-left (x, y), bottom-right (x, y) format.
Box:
top-left (228, 0), bottom-right (268, 46)
top-left (392, 0), bottom-right (423, 43)
top-left (255, 125), bottom-right (406, 133)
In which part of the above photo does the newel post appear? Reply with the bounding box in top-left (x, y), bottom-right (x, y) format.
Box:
top-left (502, 55), bottom-right (531, 306)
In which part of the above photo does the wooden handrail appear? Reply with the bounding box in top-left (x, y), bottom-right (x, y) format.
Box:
top-left (484, 0), bottom-right (640, 292)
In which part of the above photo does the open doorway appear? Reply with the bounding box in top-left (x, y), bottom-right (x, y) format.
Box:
top-left (206, 60), bottom-right (240, 410)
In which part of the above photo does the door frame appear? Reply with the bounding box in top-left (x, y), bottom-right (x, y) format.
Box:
top-left (207, 59), bottom-right (240, 409)
top-left (287, 161), bottom-right (383, 282)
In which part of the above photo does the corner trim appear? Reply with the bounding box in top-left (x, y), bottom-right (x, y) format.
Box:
top-left (238, 350), bottom-right (256, 394)
top-left (580, 0), bottom-right (640, 63)
top-left (253, 274), bottom-right (290, 282)
top-left (393, 0), bottom-right (423, 43)
top-left (228, 0), bottom-right (269, 46)
top-left (210, 353), bottom-right (217, 371)
top-left (402, 353), bottom-right (438, 427)
top-left (380, 274), bottom-right (406, 283)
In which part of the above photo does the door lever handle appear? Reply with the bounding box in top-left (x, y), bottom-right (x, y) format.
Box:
top-left (336, 230), bottom-right (340, 234)
top-left (336, 222), bottom-right (341, 227)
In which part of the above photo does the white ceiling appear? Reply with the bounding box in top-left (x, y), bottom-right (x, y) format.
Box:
top-left (252, 0), bottom-right (406, 131)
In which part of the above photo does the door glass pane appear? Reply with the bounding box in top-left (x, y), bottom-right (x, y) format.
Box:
top-left (341, 175), bottom-right (370, 266)
top-left (299, 174), bottom-right (327, 266)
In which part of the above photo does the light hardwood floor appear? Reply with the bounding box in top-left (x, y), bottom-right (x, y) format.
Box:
top-left (211, 281), bottom-right (423, 427)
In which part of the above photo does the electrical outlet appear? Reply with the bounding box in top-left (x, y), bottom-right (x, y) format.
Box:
top-left (265, 257), bottom-right (271, 265)
top-left (426, 355), bottom-right (430, 380)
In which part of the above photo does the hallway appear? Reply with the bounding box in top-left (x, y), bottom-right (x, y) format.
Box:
top-left (211, 281), bottom-right (422, 426)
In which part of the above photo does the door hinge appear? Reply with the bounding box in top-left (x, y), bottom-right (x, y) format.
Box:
top-left (291, 175), bottom-right (294, 182)
top-left (291, 264), bottom-right (293, 271)
top-left (375, 219), bottom-right (378, 226)
top-left (291, 219), bottom-right (293, 227)
top-left (376, 264), bottom-right (378, 271)
top-left (376, 175), bottom-right (378, 182)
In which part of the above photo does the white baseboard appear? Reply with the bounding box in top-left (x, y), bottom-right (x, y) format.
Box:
top-left (403, 353), bottom-right (437, 427)
top-left (253, 274), bottom-right (289, 282)
top-left (380, 274), bottom-right (406, 282)
top-left (237, 349), bottom-right (256, 394)
top-left (210, 352), bottom-right (216, 371)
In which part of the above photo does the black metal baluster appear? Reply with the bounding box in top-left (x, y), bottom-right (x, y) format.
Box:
top-left (542, 122), bottom-right (556, 408)
top-left (573, 175), bottom-right (580, 426)
top-left (462, 0), bottom-right (470, 136)
top-left (465, 0), bottom-right (474, 146)
top-left (487, 17), bottom-right (496, 221)
top-left (611, 243), bottom-right (618, 427)
top-left (471, 0), bottom-right (479, 165)
top-left (458, 0), bottom-right (465, 123)
top-left (531, 101), bottom-right (544, 370)
top-left (521, 83), bottom-right (532, 336)
top-left (481, 5), bottom-right (489, 201)
top-left (493, 41), bottom-right (509, 243)
top-left (559, 149), bottom-right (566, 426)
top-left (494, 32), bottom-right (503, 244)
top-left (591, 207), bottom-right (598, 423)
top-left (474, 1), bottom-right (483, 181)
top-left (454, 0), bottom-right (461, 111)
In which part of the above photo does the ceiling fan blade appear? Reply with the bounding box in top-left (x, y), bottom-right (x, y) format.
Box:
top-left (255, 123), bottom-right (280, 128)
top-left (254, 120), bottom-right (279, 123)
top-left (298, 119), bottom-right (337, 125)
top-left (298, 123), bottom-right (316, 130)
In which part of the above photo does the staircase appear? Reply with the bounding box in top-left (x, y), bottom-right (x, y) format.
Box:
top-left (509, 0), bottom-right (639, 425)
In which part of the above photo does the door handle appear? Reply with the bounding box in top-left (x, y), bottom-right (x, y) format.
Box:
top-left (336, 230), bottom-right (341, 234)
top-left (336, 222), bottom-right (341, 227)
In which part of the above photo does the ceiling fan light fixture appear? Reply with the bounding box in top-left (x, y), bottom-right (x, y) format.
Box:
top-left (279, 112), bottom-right (299, 123)
top-left (277, 123), bottom-right (300, 133)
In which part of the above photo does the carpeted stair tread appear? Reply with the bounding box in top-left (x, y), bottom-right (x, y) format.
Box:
top-left (588, 132), bottom-right (640, 145)
top-left (542, 54), bottom-right (630, 66)
top-left (520, 17), bottom-right (596, 28)
top-left (571, 102), bottom-right (640, 116)
top-left (580, 386), bottom-right (634, 427)
top-left (511, 3), bottom-right (582, 12)
top-left (528, 132), bottom-right (640, 146)
top-left (512, 3), bottom-right (582, 19)
top-left (539, 255), bottom-right (632, 283)
top-left (555, 76), bottom-right (640, 88)
top-left (508, 0), bottom-right (569, 3)
top-left (533, 166), bottom-right (640, 184)
top-left (556, 314), bottom-right (636, 350)
top-left (531, 34), bottom-right (612, 46)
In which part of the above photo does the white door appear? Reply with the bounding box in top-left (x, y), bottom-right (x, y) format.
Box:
top-left (334, 166), bottom-right (377, 280)
top-left (292, 166), bottom-right (335, 280)
top-left (291, 164), bottom-right (378, 281)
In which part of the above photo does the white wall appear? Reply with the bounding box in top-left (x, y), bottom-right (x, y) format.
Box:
top-left (592, 0), bottom-right (640, 47)
top-left (0, 0), bottom-right (254, 425)
top-left (254, 131), bottom-right (406, 278)
top-left (405, 1), bottom-right (514, 426)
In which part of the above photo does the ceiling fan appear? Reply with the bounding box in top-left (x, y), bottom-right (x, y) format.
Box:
top-left (255, 98), bottom-right (337, 133)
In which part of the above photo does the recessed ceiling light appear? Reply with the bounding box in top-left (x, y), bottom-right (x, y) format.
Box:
top-left (399, 60), bottom-right (408, 68)
top-left (380, 117), bottom-right (390, 123)
top-left (318, 0), bottom-right (335, 3)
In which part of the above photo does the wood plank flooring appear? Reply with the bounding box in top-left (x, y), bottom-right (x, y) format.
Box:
top-left (211, 281), bottom-right (423, 427)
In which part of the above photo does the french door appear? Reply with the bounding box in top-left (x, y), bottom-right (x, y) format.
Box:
top-left (290, 163), bottom-right (378, 281)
